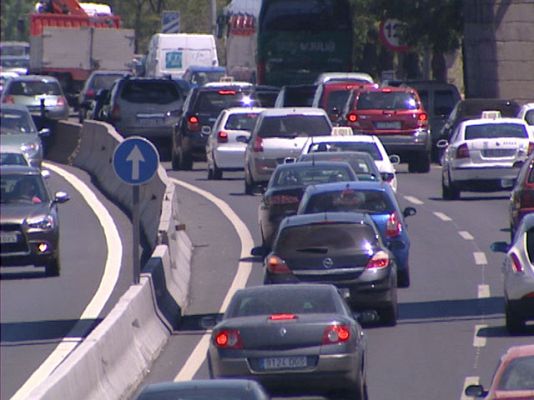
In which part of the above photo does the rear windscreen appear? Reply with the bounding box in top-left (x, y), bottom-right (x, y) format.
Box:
top-left (464, 123), bottom-right (528, 140)
top-left (8, 80), bottom-right (61, 96)
top-left (258, 115), bottom-right (331, 138)
top-left (306, 142), bottom-right (383, 160)
top-left (224, 113), bottom-right (260, 131)
top-left (195, 91), bottom-right (257, 115)
top-left (357, 91), bottom-right (418, 110)
top-left (303, 189), bottom-right (394, 214)
top-left (121, 81), bottom-right (182, 104)
top-left (282, 87), bottom-right (316, 106)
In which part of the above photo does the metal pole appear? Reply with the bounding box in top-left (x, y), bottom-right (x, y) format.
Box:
top-left (132, 185), bottom-right (140, 284)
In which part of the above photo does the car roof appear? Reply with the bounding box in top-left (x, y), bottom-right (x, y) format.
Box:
top-left (301, 150), bottom-right (375, 161)
top-left (315, 72), bottom-right (374, 84)
top-left (139, 379), bottom-right (263, 394)
top-left (185, 66), bottom-right (226, 72)
top-left (501, 344), bottom-right (534, 362)
top-left (0, 165), bottom-right (41, 175)
top-left (275, 160), bottom-right (354, 171)
top-left (236, 283), bottom-right (337, 297)
top-left (306, 134), bottom-right (379, 143)
top-left (222, 107), bottom-right (266, 114)
top-left (260, 107), bottom-right (328, 117)
top-left (359, 86), bottom-right (417, 94)
top-left (202, 81), bottom-right (253, 89)
top-left (305, 180), bottom-right (389, 194)
top-left (281, 211), bottom-right (371, 228)
top-left (460, 117), bottom-right (529, 127)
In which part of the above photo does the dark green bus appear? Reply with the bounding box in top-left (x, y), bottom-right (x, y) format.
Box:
top-left (256, 0), bottom-right (353, 87)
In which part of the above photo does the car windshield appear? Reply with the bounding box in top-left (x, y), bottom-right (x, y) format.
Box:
top-left (0, 174), bottom-right (49, 204)
top-left (0, 153), bottom-right (28, 166)
top-left (224, 113), bottom-right (260, 131)
top-left (497, 355), bottom-right (534, 390)
top-left (303, 189), bottom-right (394, 214)
top-left (306, 142), bottom-right (384, 160)
top-left (138, 387), bottom-right (260, 400)
top-left (524, 109), bottom-right (534, 125)
top-left (121, 81), bottom-right (182, 104)
top-left (271, 165), bottom-right (353, 188)
top-left (464, 123), bottom-right (528, 140)
top-left (275, 222), bottom-right (377, 254)
top-left (7, 80), bottom-right (61, 96)
top-left (527, 228), bottom-right (534, 264)
top-left (258, 115), bottom-right (331, 138)
top-left (357, 91), bottom-right (418, 110)
top-left (0, 109), bottom-right (37, 134)
top-left (227, 286), bottom-right (338, 318)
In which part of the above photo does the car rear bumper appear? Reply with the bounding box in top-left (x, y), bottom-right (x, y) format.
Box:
top-left (356, 130), bottom-right (431, 154)
top-left (450, 165), bottom-right (520, 183)
top-left (250, 157), bottom-right (277, 182)
top-left (214, 146), bottom-right (246, 169)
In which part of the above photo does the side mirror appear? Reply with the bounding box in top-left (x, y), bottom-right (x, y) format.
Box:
top-left (464, 384), bottom-right (487, 397)
top-left (490, 241), bottom-right (509, 253)
top-left (389, 154), bottom-right (401, 165)
top-left (436, 139), bottom-right (449, 148)
top-left (39, 128), bottom-right (51, 137)
top-left (251, 246), bottom-right (269, 258)
top-left (236, 135), bottom-right (249, 143)
top-left (403, 206), bottom-right (417, 218)
top-left (54, 191), bottom-right (70, 204)
top-left (381, 172), bottom-right (395, 182)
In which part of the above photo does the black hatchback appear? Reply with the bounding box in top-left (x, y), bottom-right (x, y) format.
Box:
top-left (263, 212), bottom-right (399, 325)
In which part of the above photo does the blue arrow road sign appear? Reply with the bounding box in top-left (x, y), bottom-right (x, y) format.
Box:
top-left (113, 137), bottom-right (160, 185)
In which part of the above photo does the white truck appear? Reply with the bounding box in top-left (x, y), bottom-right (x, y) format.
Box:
top-left (145, 33), bottom-right (219, 79)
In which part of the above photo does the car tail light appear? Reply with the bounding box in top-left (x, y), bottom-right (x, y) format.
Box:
top-left (266, 255), bottom-right (291, 274)
top-left (56, 96), bottom-right (66, 107)
top-left (456, 143), bottom-right (470, 159)
top-left (253, 136), bottom-right (263, 152)
top-left (417, 112), bottom-right (428, 127)
top-left (510, 252), bottom-right (524, 273)
top-left (2, 95), bottom-right (15, 104)
top-left (528, 142), bottom-right (534, 155)
top-left (187, 115), bottom-right (200, 131)
top-left (268, 313), bottom-right (297, 321)
top-left (270, 194), bottom-right (300, 205)
top-left (111, 104), bottom-right (121, 120)
top-left (366, 250), bottom-right (389, 269)
top-left (86, 88), bottom-right (95, 98)
top-left (347, 112), bottom-right (358, 123)
top-left (322, 324), bottom-right (351, 344)
top-left (386, 212), bottom-right (402, 238)
top-left (213, 329), bottom-right (243, 349)
top-left (218, 90), bottom-right (236, 95)
top-left (519, 190), bottom-right (534, 208)
top-left (217, 131), bottom-right (229, 143)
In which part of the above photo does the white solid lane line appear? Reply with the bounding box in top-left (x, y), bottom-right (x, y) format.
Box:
top-left (473, 252), bottom-right (488, 265)
top-left (433, 211), bottom-right (452, 221)
top-left (12, 162), bottom-right (123, 400)
top-left (477, 285), bottom-right (490, 298)
top-left (403, 195), bottom-right (424, 205)
top-left (170, 178), bottom-right (254, 382)
top-left (458, 231), bottom-right (474, 240)
top-left (473, 325), bottom-right (487, 347)
top-left (460, 376), bottom-right (480, 400)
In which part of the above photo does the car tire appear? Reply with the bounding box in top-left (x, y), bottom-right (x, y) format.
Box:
top-left (397, 268), bottom-right (410, 288)
top-left (505, 302), bottom-right (525, 334)
top-left (171, 143), bottom-right (181, 171)
top-left (45, 257), bottom-right (60, 277)
top-left (245, 169), bottom-right (254, 195)
top-left (212, 163), bottom-right (223, 180)
top-left (409, 152), bottom-right (430, 173)
top-left (442, 171), bottom-right (460, 200)
top-left (178, 146), bottom-right (193, 170)
top-left (207, 354), bottom-right (215, 379)
top-left (380, 285), bottom-right (398, 326)
top-left (207, 166), bottom-right (214, 180)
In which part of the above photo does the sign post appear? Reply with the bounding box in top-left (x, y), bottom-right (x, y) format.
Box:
top-left (113, 137), bottom-right (159, 284)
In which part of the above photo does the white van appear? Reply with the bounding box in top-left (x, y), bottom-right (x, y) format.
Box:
top-left (145, 33), bottom-right (219, 79)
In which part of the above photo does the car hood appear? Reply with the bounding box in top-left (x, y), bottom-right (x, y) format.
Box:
top-left (1, 203), bottom-right (52, 224)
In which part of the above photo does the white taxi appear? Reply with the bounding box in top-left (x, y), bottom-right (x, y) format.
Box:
top-left (439, 116), bottom-right (533, 200)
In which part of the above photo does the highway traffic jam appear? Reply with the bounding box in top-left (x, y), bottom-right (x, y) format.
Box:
top-left (2, 1), bottom-right (534, 400)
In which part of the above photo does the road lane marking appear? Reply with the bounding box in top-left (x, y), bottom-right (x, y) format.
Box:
top-left (473, 325), bottom-right (487, 347)
top-left (460, 376), bottom-right (480, 400)
top-left (170, 178), bottom-right (254, 381)
top-left (12, 162), bottom-right (123, 400)
top-left (403, 195), bottom-right (424, 205)
top-left (473, 252), bottom-right (488, 265)
top-left (478, 285), bottom-right (490, 298)
top-left (458, 231), bottom-right (474, 240)
top-left (433, 211), bottom-right (452, 221)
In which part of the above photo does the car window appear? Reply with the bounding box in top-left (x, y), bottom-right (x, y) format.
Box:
top-left (0, 174), bottom-right (49, 204)
top-left (497, 355), bottom-right (534, 390)
top-left (326, 90), bottom-right (351, 111)
top-left (434, 90), bottom-right (457, 115)
top-left (195, 91), bottom-right (257, 114)
top-left (527, 228), bottom-right (534, 264)
top-left (357, 92), bottom-right (418, 110)
top-left (304, 189), bottom-right (394, 214)
top-left (307, 142), bottom-right (383, 160)
top-left (0, 109), bottom-right (36, 134)
top-left (224, 113), bottom-right (260, 131)
top-left (258, 115), bottom-right (331, 138)
top-left (275, 222), bottom-right (377, 254)
top-left (464, 123), bottom-right (528, 140)
top-left (524, 109), bottom-right (534, 125)
top-left (0, 153), bottom-right (28, 166)
top-left (137, 387), bottom-right (261, 400)
top-left (8, 80), bottom-right (61, 96)
top-left (271, 165), bottom-right (354, 187)
top-left (121, 81), bottom-right (182, 104)
top-left (91, 74), bottom-right (125, 90)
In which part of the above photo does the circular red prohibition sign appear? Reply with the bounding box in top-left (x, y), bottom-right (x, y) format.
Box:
top-left (379, 19), bottom-right (411, 52)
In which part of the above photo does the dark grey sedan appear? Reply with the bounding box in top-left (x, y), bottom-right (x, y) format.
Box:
top-left (207, 284), bottom-right (368, 400)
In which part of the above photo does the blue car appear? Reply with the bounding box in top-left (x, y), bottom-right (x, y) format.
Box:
top-left (297, 181), bottom-right (416, 287)
top-left (182, 65), bottom-right (227, 88)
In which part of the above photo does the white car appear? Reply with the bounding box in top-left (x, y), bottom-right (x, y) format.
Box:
top-left (439, 117), bottom-right (533, 200)
top-left (314, 72), bottom-right (374, 85)
top-left (243, 107), bottom-right (333, 194)
top-left (298, 134), bottom-right (400, 192)
top-left (205, 107), bottom-right (265, 179)
top-left (517, 102), bottom-right (534, 136)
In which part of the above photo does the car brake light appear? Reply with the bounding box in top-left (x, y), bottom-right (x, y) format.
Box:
top-left (2, 95), bottom-right (15, 104)
top-left (322, 324), bottom-right (351, 344)
top-left (510, 252), bottom-right (523, 273)
top-left (218, 90), bottom-right (236, 95)
top-left (217, 131), bottom-right (229, 143)
top-left (86, 88), bottom-right (95, 98)
top-left (417, 112), bottom-right (428, 121)
top-left (56, 97), bottom-right (66, 106)
top-left (456, 143), bottom-right (470, 159)
top-left (270, 194), bottom-right (300, 205)
top-left (268, 313), bottom-right (297, 320)
top-left (366, 250), bottom-right (389, 269)
top-left (111, 104), bottom-right (121, 120)
top-left (214, 329), bottom-right (243, 349)
top-left (528, 142), bottom-right (534, 155)
top-left (519, 190), bottom-right (534, 208)
top-left (253, 136), bottom-right (263, 152)
top-left (386, 212), bottom-right (402, 238)
top-left (381, 88), bottom-right (392, 93)
top-left (187, 115), bottom-right (200, 131)
top-left (266, 255), bottom-right (291, 274)
top-left (347, 112), bottom-right (358, 123)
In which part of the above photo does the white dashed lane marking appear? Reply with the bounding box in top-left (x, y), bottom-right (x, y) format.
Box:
top-left (433, 211), bottom-right (452, 221)
top-left (403, 195), bottom-right (424, 205)
top-left (458, 231), bottom-right (474, 240)
top-left (477, 285), bottom-right (490, 298)
top-left (473, 252), bottom-right (488, 265)
top-left (473, 325), bottom-right (487, 347)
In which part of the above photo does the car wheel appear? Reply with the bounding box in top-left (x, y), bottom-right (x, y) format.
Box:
top-left (212, 162), bottom-right (223, 180)
top-left (397, 268), bottom-right (410, 288)
top-left (245, 169), bottom-right (254, 195)
top-left (380, 286), bottom-right (398, 326)
top-left (179, 144), bottom-right (193, 171)
top-left (505, 302), bottom-right (525, 334)
top-left (45, 257), bottom-right (60, 277)
top-left (207, 354), bottom-right (215, 379)
top-left (417, 152), bottom-right (431, 173)
top-left (442, 170), bottom-right (460, 200)
top-left (207, 166), bottom-right (214, 180)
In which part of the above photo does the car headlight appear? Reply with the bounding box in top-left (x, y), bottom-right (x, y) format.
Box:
top-left (26, 215), bottom-right (55, 231)
top-left (21, 142), bottom-right (40, 157)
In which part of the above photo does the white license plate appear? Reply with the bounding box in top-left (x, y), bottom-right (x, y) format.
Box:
top-left (0, 232), bottom-right (18, 244)
top-left (375, 121), bottom-right (401, 129)
top-left (262, 356), bottom-right (307, 370)
top-left (137, 118), bottom-right (164, 126)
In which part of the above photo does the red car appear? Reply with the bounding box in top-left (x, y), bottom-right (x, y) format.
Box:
top-left (343, 86), bottom-right (431, 173)
top-left (464, 344), bottom-right (534, 399)
top-left (510, 152), bottom-right (534, 238)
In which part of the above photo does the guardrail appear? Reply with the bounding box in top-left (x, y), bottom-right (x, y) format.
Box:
top-left (28, 120), bottom-right (192, 399)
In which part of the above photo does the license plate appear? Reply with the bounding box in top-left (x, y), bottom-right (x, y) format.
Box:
top-left (262, 356), bottom-right (307, 370)
top-left (375, 121), bottom-right (401, 129)
top-left (0, 232), bottom-right (18, 244)
top-left (137, 118), bottom-right (164, 126)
